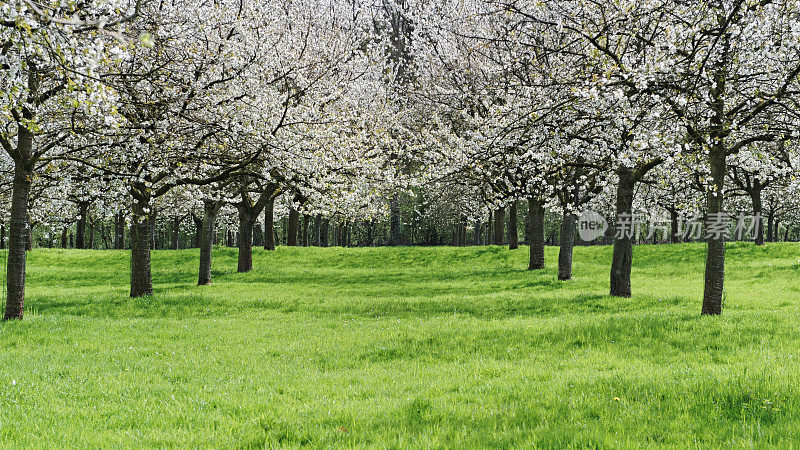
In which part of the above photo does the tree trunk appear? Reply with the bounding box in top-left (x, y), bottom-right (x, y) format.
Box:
top-left (508, 202), bottom-right (519, 250)
top-left (263, 198), bottom-right (276, 251)
top-left (313, 215), bottom-right (322, 246)
top-left (321, 219), bottom-right (330, 247)
top-left (130, 194), bottom-right (153, 298)
top-left (287, 208), bottom-right (299, 246)
top-left (528, 198), bottom-right (545, 270)
top-left (610, 167), bottom-right (635, 297)
top-left (390, 193), bottom-right (401, 245)
top-left (76, 202), bottom-right (88, 249)
top-left (61, 227), bottom-right (69, 249)
top-left (702, 147), bottom-right (726, 315)
top-left (198, 201), bottom-right (221, 285)
top-left (114, 213), bottom-right (125, 249)
top-left (4, 160), bottom-right (33, 320)
top-left (172, 216), bottom-right (181, 250)
top-left (558, 213), bottom-right (576, 281)
top-left (88, 220), bottom-right (95, 250)
top-left (493, 207), bottom-right (505, 245)
top-left (237, 207), bottom-right (255, 273)
top-left (669, 208), bottom-right (680, 243)
top-left (301, 214), bottom-right (310, 247)
top-left (751, 188), bottom-right (764, 245)
top-left (767, 211), bottom-right (775, 243)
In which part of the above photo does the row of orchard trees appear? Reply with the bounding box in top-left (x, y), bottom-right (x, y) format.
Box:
top-left (1, 0), bottom-right (399, 319)
top-left (3, 0), bottom-right (800, 320)
top-left (401, 0), bottom-right (800, 315)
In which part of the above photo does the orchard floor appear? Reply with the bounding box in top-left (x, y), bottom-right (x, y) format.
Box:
top-left (2, 243), bottom-right (800, 447)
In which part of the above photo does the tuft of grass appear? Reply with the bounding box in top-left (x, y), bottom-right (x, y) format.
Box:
top-left (1, 242), bottom-right (800, 447)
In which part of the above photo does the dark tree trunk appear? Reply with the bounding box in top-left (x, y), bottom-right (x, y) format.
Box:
top-left (767, 211), bottom-right (775, 243)
top-left (702, 147), bottom-right (726, 315)
top-left (114, 213), bottom-right (125, 249)
top-left (88, 221), bottom-right (95, 250)
top-left (558, 213), bottom-right (576, 281)
top-left (389, 193), bottom-right (401, 245)
top-left (301, 214), bottom-right (310, 247)
top-left (172, 216), bottom-right (181, 250)
top-left (508, 203), bottom-right (519, 250)
top-left (263, 198), bottom-right (275, 251)
top-left (493, 207), bottom-right (505, 245)
top-left (4, 160), bottom-right (33, 320)
top-left (0, 223), bottom-right (5, 250)
top-left (253, 219), bottom-right (263, 247)
top-left (528, 198), bottom-right (545, 270)
top-left (198, 201), bottom-right (222, 285)
top-left (61, 227), bottom-right (69, 249)
top-left (669, 208), bottom-right (681, 243)
top-left (321, 219), bottom-right (330, 247)
top-left (192, 215), bottom-right (202, 248)
top-left (487, 211), bottom-right (493, 245)
top-left (313, 215), bottom-right (322, 246)
top-left (237, 207), bottom-right (254, 273)
top-left (76, 202), bottom-right (88, 249)
top-left (751, 187), bottom-right (764, 245)
top-left (610, 168), bottom-right (635, 297)
top-left (287, 208), bottom-right (299, 246)
top-left (130, 193), bottom-right (153, 298)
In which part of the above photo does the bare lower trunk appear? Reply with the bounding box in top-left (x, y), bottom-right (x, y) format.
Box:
top-left (389, 193), bottom-right (401, 246)
top-left (751, 188), bottom-right (764, 246)
top-left (114, 213), bottom-right (125, 249)
top-left (172, 216), bottom-right (181, 250)
top-left (4, 161), bottom-right (32, 320)
top-left (610, 168), bottom-right (635, 297)
top-left (130, 196), bottom-right (153, 298)
top-left (702, 148), bottom-right (726, 315)
top-left (558, 213), bottom-right (575, 281)
top-left (669, 209), bottom-right (680, 243)
top-left (767, 212), bottom-right (775, 243)
top-left (493, 207), bottom-right (505, 245)
top-left (263, 198), bottom-right (275, 251)
top-left (313, 215), bottom-right (322, 246)
top-left (321, 219), bottom-right (330, 247)
top-left (198, 201), bottom-right (221, 285)
top-left (76, 202), bottom-right (88, 249)
top-left (528, 198), bottom-right (545, 270)
top-left (88, 221), bottom-right (95, 250)
top-left (508, 203), bottom-right (519, 250)
top-left (237, 208), bottom-right (254, 273)
top-left (287, 208), bottom-right (299, 246)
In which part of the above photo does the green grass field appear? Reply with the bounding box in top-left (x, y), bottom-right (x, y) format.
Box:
top-left (2, 243), bottom-right (800, 447)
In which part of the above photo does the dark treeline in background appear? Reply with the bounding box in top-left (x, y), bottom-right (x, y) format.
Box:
top-left (17, 197), bottom-right (800, 251)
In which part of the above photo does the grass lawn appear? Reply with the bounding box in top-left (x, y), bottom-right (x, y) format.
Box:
top-left (2, 243), bottom-right (800, 447)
